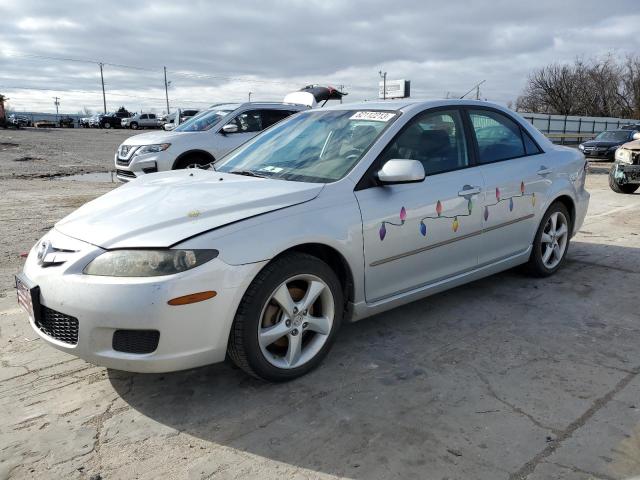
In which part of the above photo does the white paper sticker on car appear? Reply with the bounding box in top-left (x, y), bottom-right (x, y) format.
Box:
top-left (349, 111), bottom-right (395, 122)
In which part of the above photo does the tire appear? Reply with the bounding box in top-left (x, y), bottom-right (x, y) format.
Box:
top-left (524, 202), bottom-right (571, 277)
top-left (228, 252), bottom-right (344, 382)
top-left (609, 167), bottom-right (639, 194)
top-left (173, 154), bottom-right (212, 170)
top-left (130, 122), bottom-right (138, 130)
top-left (104, 122), bottom-right (111, 129)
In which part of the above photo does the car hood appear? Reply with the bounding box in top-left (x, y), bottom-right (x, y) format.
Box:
top-left (582, 140), bottom-right (623, 148)
top-left (621, 139), bottom-right (640, 150)
top-left (55, 169), bottom-right (324, 249)
top-left (122, 130), bottom-right (201, 146)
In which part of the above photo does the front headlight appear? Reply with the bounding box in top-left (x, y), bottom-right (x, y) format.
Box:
top-left (83, 249), bottom-right (218, 277)
top-left (578, 144), bottom-right (585, 151)
top-left (615, 148), bottom-right (632, 164)
top-left (134, 143), bottom-right (171, 156)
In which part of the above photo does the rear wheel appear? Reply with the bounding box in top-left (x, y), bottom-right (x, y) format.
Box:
top-left (104, 121), bottom-right (111, 129)
top-left (130, 122), bottom-right (138, 130)
top-left (609, 167), bottom-right (639, 194)
top-left (524, 202), bottom-right (571, 277)
top-left (228, 252), bottom-right (343, 382)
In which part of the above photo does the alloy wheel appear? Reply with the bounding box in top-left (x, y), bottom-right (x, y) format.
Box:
top-left (540, 211), bottom-right (569, 269)
top-left (257, 274), bottom-right (335, 369)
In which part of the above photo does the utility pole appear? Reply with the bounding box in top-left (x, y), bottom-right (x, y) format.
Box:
top-left (379, 70), bottom-right (387, 100)
top-left (53, 97), bottom-right (60, 120)
top-left (99, 63), bottom-right (107, 113)
top-left (248, 92), bottom-right (252, 102)
top-left (164, 66), bottom-right (170, 114)
top-left (339, 85), bottom-right (344, 104)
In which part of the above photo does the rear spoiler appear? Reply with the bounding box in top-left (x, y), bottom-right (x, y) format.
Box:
top-left (283, 85), bottom-right (347, 107)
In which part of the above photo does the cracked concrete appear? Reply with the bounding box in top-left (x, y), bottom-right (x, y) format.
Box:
top-left (1, 133), bottom-right (640, 479)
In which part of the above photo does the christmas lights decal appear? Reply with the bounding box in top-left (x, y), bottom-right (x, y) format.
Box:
top-left (483, 181), bottom-right (535, 221)
top-left (377, 181), bottom-right (535, 242)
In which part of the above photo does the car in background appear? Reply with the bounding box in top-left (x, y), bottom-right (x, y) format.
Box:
top-left (20, 100), bottom-right (589, 380)
top-left (98, 110), bottom-right (132, 129)
top-left (121, 113), bottom-right (161, 130)
top-left (80, 116), bottom-right (92, 128)
top-left (163, 109), bottom-right (200, 130)
top-left (621, 123), bottom-right (640, 131)
top-left (610, 132), bottom-right (640, 194)
top-left (58, 116), bottom-right (75, 128)
top-left (115, 102), bottom-right (306, 181)
top-left (88, 115), bottom-right (102, 128)
top-left (578, 129), bottom-right (637, 160)
top-left (8, 115), bottom-right (32, 127)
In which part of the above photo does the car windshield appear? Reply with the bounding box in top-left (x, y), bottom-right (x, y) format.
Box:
top-left (174, 105), bottom-right (238, 132)
top-left (595, 130), bottom-right (629, 142)
top-left (215, 109), bottom-right (398, 183)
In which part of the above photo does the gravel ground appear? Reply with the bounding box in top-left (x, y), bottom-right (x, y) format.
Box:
top-left (2, 128), bottom-right (640, 480)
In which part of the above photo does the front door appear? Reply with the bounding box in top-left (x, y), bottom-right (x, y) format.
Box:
top-left (355, 108), bottom-right (485, 302)
top-left (215, 109), bottom-right (265, 157)
top-left (465, 108), bottom-right (550, 265)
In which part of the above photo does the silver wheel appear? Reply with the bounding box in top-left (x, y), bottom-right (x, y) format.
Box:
top-left (258, 274), bottom-right (335, 370)
top-left (540, 211), bottom-right (569, 269)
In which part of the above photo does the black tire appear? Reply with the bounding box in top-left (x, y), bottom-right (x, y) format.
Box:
top-left (173, 154), bottom-right (212, 170)
top-left (227, 252), bottom-right (344, 382)
top-left (609, 167), bottom-right (639, 194)
top-left (524, 201), bottom-right (571, 277)
top-left (104, 121), bottom-right (111, 129)
top-left (130, 122), bottom-right (138, 130)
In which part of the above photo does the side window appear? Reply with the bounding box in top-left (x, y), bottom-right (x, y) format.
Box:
top-left (379, 109), bottom-right (469, 176)
top-left (231, 110), bottom-right (263, 133)
top-left (149, 114), bottom-right (156, 119)
top-left (522, 129), bottom-right (542, 155)
top-left (262, 110), bottom-right (294, 129)
top-left (469, 110), bottom-right (526, 163)
top-left (140, 114), bottom-right (148, 120)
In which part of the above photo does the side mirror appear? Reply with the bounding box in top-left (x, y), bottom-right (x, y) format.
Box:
top-left (377, 159), bottom-right (425, 184)
top-left (221, 123), bottom-right (239, 134)
top-left (633, 132), bottom-right (640, 141)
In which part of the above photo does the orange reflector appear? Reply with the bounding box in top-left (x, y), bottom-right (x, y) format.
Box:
top-left (168, 291), bottom-right (217, 306)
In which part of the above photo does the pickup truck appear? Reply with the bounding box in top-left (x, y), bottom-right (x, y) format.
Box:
top-left (121, 113), bottom-right (161, 130)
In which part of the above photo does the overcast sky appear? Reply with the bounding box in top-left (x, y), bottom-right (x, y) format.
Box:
top-left (1, 0), bottom-right (639, 114)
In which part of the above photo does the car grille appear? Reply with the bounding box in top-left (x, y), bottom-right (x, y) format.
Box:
top-left (112, 330), bottom-right (160, 354)
top-left (36, 306), bottom-right (79, 345)
top-left (116, 158), bottom-right (130, 166)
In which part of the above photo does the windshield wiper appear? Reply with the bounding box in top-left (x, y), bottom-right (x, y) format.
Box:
top-left (229, 169), bottom-right (267, 178)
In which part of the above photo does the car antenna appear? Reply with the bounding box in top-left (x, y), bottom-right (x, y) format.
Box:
top-left (459, 80), bottom-right (486, 99)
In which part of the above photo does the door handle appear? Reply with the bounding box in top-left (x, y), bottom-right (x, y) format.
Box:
top-left (458, 185), bottom-right (482, 196)
top-left (537, 166), bottom-right (552, 176)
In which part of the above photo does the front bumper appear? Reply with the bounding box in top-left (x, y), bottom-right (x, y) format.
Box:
top-left (114, 150), bottom-right (169, 182)
top-left (582, 149), bottom-right (616, 160)
top-left (613, 163), bottom-right (640, 185)
top-left (20, 229), bottom-right (266, 373)
top-left (572, 187), bottom-right (590, 236)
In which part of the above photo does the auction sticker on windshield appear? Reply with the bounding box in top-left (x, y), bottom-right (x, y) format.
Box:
top-left (349, 111), bottom-right (396, 122)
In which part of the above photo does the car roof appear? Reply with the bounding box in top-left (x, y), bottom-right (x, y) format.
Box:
top-left (319, 98), bottom-right (509, 112)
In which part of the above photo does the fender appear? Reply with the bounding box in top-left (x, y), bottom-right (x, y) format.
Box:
top-left (172, 149), bottom-right (215, 169)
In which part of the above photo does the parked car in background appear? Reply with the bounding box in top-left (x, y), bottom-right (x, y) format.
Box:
top-left (115, 102), bottom-right (306, 181)
top-left (163, 109), bottom-right (200, 130)
top-left (58, 116), bottom-right (75, 128)
top-left (19, 100), bottom-right (589, 380)
top-left (621, 123), bottom-right (640, 131)
top-left (99, 109), bottom-right (132, 129)
top-left (578, 129), bottom-right (637, 160)
top-left (8, 115), bottom-right (32, 127)
top-left (80, 116), bottom-right (91, 128)
top-left (88, 115), bottom-right (102, 128)
top-left (610, 132), bottom-right (640, 194)
top-left (121, 113), bottom-right (161, 130)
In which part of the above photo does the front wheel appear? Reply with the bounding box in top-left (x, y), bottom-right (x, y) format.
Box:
top-left (609, 167), bottom-right (639, 194)
top-left (130, 122), bottom-right (138, 130)
top-left (524, 202), bottom-right (571, 277)
top-left (228, 252), bottom-right (343, 381)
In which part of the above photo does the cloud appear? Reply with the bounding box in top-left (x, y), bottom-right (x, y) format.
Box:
top-left (0, 0), bottom-right (639, 113)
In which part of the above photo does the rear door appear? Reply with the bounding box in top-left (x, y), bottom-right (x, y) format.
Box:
top-left (465, 108), bottom-right (549, 265)
top-left (355, 108), bottom-right (485, 302)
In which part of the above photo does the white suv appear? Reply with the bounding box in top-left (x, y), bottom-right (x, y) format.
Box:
top-left (115, 103), bottom-right (306, 181)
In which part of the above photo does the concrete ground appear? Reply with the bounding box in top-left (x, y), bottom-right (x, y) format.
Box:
top-left (1, 128), bottom-right (640, 479)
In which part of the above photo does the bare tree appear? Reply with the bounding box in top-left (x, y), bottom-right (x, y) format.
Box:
top-left (516, 55), bottom-right (640, 119)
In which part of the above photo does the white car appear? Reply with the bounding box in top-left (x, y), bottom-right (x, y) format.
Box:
top-left (114, 103), bottom-right (307, 181)
top-left (121, 113), bottom-right (161, 130)
top-left (17, 99), bottom-right (589, 381)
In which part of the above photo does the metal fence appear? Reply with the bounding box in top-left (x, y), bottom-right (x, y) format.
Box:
top-left (519, 112), bottom-right (639, 145)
